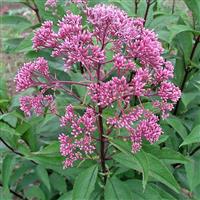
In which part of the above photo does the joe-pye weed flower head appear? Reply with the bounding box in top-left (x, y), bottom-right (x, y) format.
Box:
top-left (15, 1), bottom-right (181, 168)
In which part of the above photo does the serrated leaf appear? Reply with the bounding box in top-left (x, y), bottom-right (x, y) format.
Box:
top-left (26, 154), bottom-right (63, 167)
top-left (72, 165), bottom-right (98, 200)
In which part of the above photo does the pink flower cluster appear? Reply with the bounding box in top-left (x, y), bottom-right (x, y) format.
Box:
top-left (130, 112), bottom-right (162, 152)
top-left (15, 57), bottom-right (49, 92)
top-left (15, 57), bottom-right (57, 116)
top-left (114, 54), bottom-right (136, 71)
top-left (16, 3), bottom-right (181, 167)
top-left (20, 94), bottom-right (55, 116)
top-left (59, 105), bottom-right (96, 167)
top-left (88, 76), bottom-right (130, 107)
top-left (33, 11), bottom-right (105, 71)
top-left (45, 0), bottom-right (87, 9)
top-left (107, 108), bottom-right (162, 152)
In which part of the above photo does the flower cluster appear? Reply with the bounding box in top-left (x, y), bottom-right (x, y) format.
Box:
top-left (107, 108), bottom-right (162, 152)
top-left (130, 112), bottom-right (162, 152)
top-left (45, 0), bottom-right (57, 8)
top-left (45, 0), bottom-right (87, 9)
top-left (16, 3), bottom-right (181, 168)
top-left (88, 76), bottom-right (130, 107)
top-left (15, 57), bottom-right (49, 92)
top-left (33, 11), bottom-right (105, 71)
top-left (20, 94), bottom-right (55, 116)
top-left (59, 105), bottom-right (96, 167)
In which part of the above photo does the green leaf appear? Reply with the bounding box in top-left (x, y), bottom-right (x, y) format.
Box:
top-left (165, 116), bottom-right (188, 139)
top-left (34, 141), bottom-right (60, 155)
top-left (0, 113), bottom-right (17, 127)
top-left (34, 0), bottom-right (58, 22)
top-left (2, 154), bottom-right (15, 189)
top-left (72, 164), bottom-right (98, 200)
top-left (183, 0), bottom-right (200, 25)
top-left (143, 145), bottom-right (189, 164)
top-left (114, 152), bottom-right (180, 193)
top-left (104, 176), bottom-right (133, 200)
top-left (185, 153), bottom-right (200, 191)
top-left (1, 15), bottom-right (31, 33)
top-left (0, 77), bottom-right (9, 100)
top-left (50, 173), bottom-right (67, 193)
top-left (109, 138), bottom-right (149, 189)
top-left (125, 179), bottom-right (162, 200)
top-left (147, 153), bottom-right (180, 193)
top-left (1, 15), bottom-right (31, 25)
top-left (113, 152), bottom-right (140, 171)
top-left (148, 14), bottom-right (179, 31)
top-left (36, 165), bottom-right (51, 191)
top-left (58, 191), bottom-right (72, 200)
top-left (0, 122), bottom-right (19, 147)
top-left (24, 186), bottom-right (45, 200)
top-left (180, 125), bottom-right (200, 146)
top-left (14, 33), bottom-right (34, 53)
top-left (167, 25), bottom-right (199, 43)
top-left (182, 92), bottom-right (200, 107)
top-left (26, 154), bottom-right (63, 167)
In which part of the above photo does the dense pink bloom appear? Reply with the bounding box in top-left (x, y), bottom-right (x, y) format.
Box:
top-left (53, 30), bottom-right (105, 70)
top-left (59, 105), bottom-right (96, 168)
top-left (114, 54), bottom-right (136, 71)
top-left (131, 112), bottom-right (162, 152)
top-left (33, 21), bottom-right (58, 50)
top-left (15, 57), bottom-right (49, 92)
top-left (130, 68), bottom-right (150, 96)
top-left (153, 101), bottom-right (174, 119)
top-left (127, 29), bottom-right (164, 68)
top-left (16, 3), bottom-right (182, 168)
top-left (57, 11), bottom-right (82, 39)
top-left (45, 0), bottom-right (87, 8)
top-left (107, 107), bottom-right (143, 129)
top-left (59, 134), bottom-right (82, 168)
top-left (87, 4), bottom-right (129, 43)
top-left (20, 94), bottom-right (55, 116)
top-left (88, 76), bottom-right (130, 106)
top-left (155, 61), bottom-right (174, 83)
top-left (158, 82), bottom-right (181, 102)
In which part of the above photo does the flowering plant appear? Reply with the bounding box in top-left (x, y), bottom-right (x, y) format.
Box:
top-left (15, 1), bottom-right (181, 175)
top-left (2, 0), bottom-right (200, 199)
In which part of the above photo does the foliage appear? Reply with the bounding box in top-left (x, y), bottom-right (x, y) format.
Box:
top-left (0, 0), bottom-right (200, 200)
